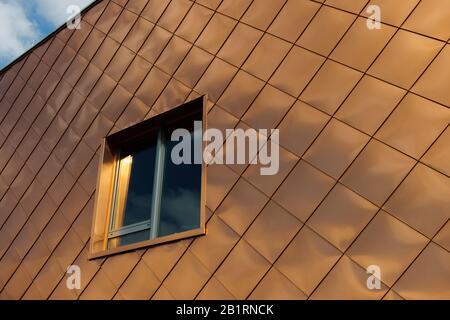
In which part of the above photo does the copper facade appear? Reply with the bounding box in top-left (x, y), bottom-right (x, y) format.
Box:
top-left (0, 0), bottom-right (449, 300)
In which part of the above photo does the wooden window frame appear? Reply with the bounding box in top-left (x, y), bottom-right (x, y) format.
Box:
top-left (89, 96), bottom-right (207, 259)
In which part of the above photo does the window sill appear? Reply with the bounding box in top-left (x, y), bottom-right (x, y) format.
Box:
top-left (89, 227), bottom-right (206, 260)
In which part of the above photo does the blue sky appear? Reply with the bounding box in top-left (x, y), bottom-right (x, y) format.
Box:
top-left (0, 0), bottom-right (95, 70)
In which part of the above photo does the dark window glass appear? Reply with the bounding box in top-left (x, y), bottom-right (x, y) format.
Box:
top-left (158, 123), bottom-right (202, 237)
top-left (111, 138), bottom-right (157, 230)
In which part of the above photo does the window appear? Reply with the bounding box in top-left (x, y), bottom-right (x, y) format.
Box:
top-left (90, 97), bottom-right (206, 258)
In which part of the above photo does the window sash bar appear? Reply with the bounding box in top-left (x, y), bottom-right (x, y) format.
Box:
top-left (107, 151), bottom-right (121, 245)
top-left (150, 129), bottom-right (165, 239)
top-left (108, 219), bottom-right (151, 239)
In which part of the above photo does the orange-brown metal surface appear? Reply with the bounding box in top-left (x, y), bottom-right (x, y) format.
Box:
top-left (0, 0), bottom-right (449, 300)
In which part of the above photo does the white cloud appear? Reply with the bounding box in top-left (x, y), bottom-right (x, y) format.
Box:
top-left (0, 1), bottom-right (39, 61)
top-left (0, 0), bottom-right (95, 68)
top-left (34, 0), bottom-right (93, 27)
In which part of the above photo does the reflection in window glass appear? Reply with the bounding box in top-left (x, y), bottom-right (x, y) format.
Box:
top-left (158, 125), bottom-right (202, 237)
top-left (111, 138), bottom-right (157, 230)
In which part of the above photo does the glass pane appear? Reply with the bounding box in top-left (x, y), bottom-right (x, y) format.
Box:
top-left (111, 137), bottom-right (157, 230)
top-left (109, 229), bottom-right (150, 249)
top-left (158, 119), bottom-right (202, 237)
